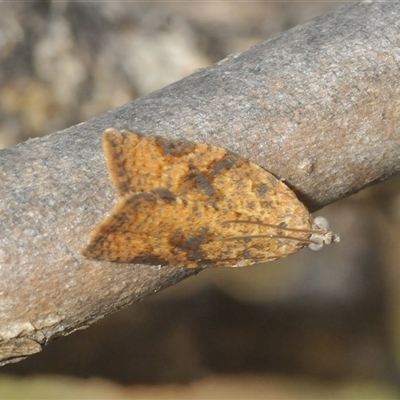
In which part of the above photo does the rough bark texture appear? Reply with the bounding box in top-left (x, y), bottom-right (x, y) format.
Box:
top-left (1, 2), bottom-right (400, 365)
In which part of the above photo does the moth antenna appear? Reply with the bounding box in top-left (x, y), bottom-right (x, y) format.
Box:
top-left (222, 220), bottom-right (324, 235)
top-left (222, 217), bottom-right (340, 250)
top-left (220, 234), bottom-right (321, 246)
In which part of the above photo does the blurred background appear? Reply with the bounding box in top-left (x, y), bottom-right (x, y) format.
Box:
top-left (1, 1), bottom-right (400, 399)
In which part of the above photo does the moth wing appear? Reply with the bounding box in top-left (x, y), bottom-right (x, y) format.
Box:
top-left (82, 186), bottom-right (312, 269)
top-left (85, 129), bottom-right (315, 268)
top-left (102, 128), bottom-right (225, 197)
top-left (83, 191), bottom-right (219, 268)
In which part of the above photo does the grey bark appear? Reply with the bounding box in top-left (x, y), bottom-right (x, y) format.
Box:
top-left (1, 2), bottom-right (400, 365)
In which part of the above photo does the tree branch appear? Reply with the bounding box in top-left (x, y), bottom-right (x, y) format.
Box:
top-left (1, 2), bottom-right (400, 365)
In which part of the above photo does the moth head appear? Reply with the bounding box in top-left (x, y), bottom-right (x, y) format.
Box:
top-left (307, 216), bottom-right (340, 251)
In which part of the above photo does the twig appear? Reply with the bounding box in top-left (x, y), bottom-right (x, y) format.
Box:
top-left (1, 2), bottom-right (400, 365)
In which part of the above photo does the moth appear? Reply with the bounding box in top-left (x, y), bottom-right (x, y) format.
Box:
top-left (82, 129), bottom-right (339, 268)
